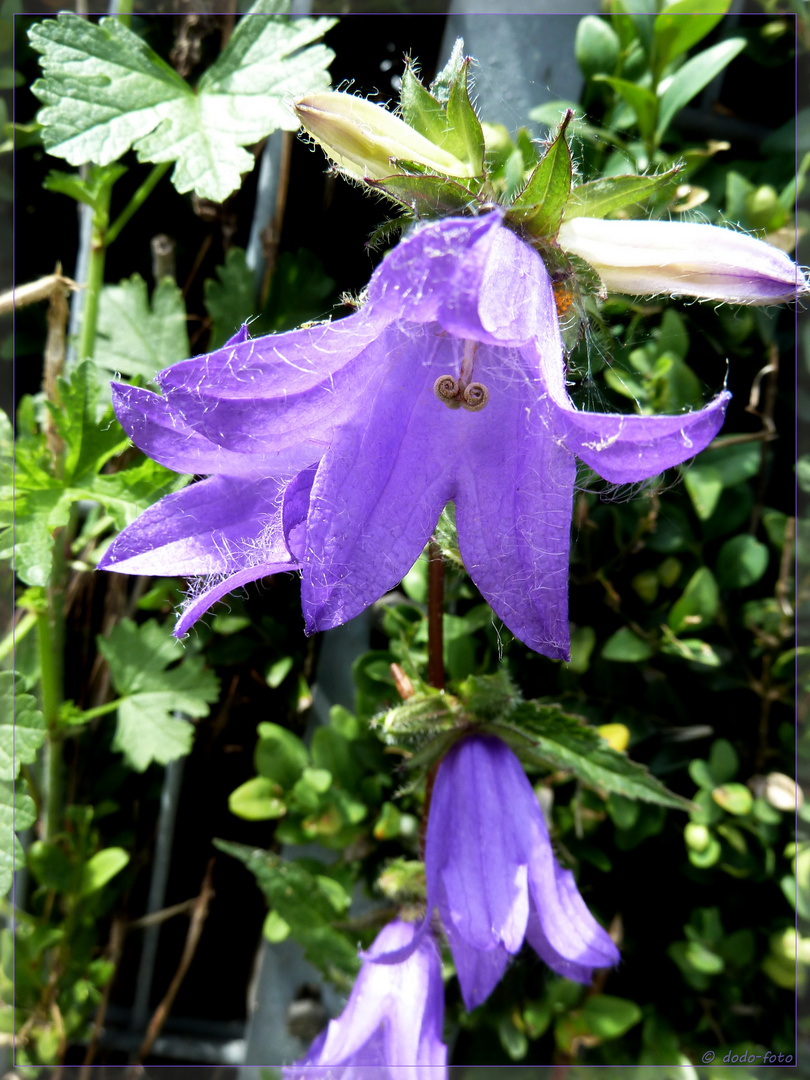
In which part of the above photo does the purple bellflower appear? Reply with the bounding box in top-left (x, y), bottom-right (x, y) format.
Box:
top-left (283, 919), bottom-right (447, 1079)
top-left (100, 211), bottom-right (731, 658)
top-left (376, 734), bottom-right (619, 1011)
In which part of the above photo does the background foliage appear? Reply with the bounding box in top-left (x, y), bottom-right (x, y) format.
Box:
top-left (3, 1), bottom-right (806, 1076)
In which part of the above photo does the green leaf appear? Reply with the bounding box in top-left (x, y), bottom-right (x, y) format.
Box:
top-left (509, 112), bottom-right (573, 237)
top-left (98, 618), bottom-right (186, 695)
top-left (712, 783), bottom-right (753, 816)
top-left (255, 721), bottom-right (309, 789)
top-left (228, 776), bottom-right (287, 820)
top-left (214, 840), bottom-right (360, 980)
top-left (715, 536), bottom-right (769, 590)
top-left (263, 909), bottom-right (291, 943)
top-left (98, 619), bottom-right (218, 771)
top-left (78, 847), bottom-right (129, 897)
top-left (563, 167), bottom-right (681, 221)
top-left (259, 249), bottom-right (335, 334)
top-left (652, 1), bottom-right (731, 77)
top-left (668, 567), bottom-right (719, 634)
top-left (28, 839), bottom-right (76, 892)
top-left (684, 464), bottom-right (723, 520)
top-left (702, 439), bottom-right (760, 487)
top-left (0, 779), bottom-right (36, 896)
top-left (499, 703), bottom-right (690, 809)
top-left (112, 695), bottom-right (196, 771)
top-left (597, 76), bottom-right (659, 141)
top-left (205, 247), bottom-right (335, 348)
top-left (265, 656), bottom-right (294, 689)
top-left (95, 275), bottom-right (190, 380)
top-left (657, 38), bottom-right (747, 140)
top-left (12, 487), bottom-right (73, 586)
top-left (660, 636), bottom-right (721, 667)
top-left (575, 16), bottom-right (620, 78)
top-left (43, 164), bottom-right (128, 209)
top-left (685, 939), bottom-right (724, 974)
top-left (81, 456), bottom-right (186, 532)
top-left (708, 738), bottom-right (738, 784)
top-left (582, 995), bottom-right (642, 1040)
top-left (0, 672), bottom-right (46, 781)
top-left (601, 626), bottom-right (653, 662)
top-left (204, 249), bottom-right (257, 351)
top-left (48, 362), bottom-right (129, 485)
top-left (29, 1), bottom-right (336, 202)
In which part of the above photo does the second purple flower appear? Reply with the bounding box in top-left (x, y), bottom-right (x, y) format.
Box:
top-left (377, 734), bottom-right (619, 1011)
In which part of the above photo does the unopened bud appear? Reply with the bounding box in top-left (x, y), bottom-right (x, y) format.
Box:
top-left (294, 92), bottom-right (474, 181)
top-left (557, 216), bottom-right (809, 305)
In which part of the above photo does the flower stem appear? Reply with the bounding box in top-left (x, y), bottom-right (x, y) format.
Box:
top-left (37, 602), bottom-right (64, 842)
top-left (106, 163), bottom-right (171, 248)
top-left (76, 219), bottom-right (108, 364)
top-left (427, 538), bottom-right (445, 691)
top-left (115, 0), bottom-right (133, 27)
top-left (74, 699), bottom-right (123, 723)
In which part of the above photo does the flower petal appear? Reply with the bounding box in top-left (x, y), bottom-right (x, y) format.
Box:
top-left (289, 920), bottom-right (446, 1080)
top-left (552, 389), bottom-right (731, 484)
top-left (111, 383), bottom-right (324, 478)
top-left (439, 877), bottom-right (510, 1011)
top-left (156, 310), bottom-right (388, 454)
top-left (173, 559), bottom-right (299, 638)
top-left (301, 326), bottom-right (455, 632)
top-left (427, 737), bottom-right (530, 954)
top-left (526, 836), bottom-right (620, 973)
top-left (97, 476), bottom-right (291, 577)
top-left (558, 216), bottom-right (809, 304)
top-left (454, 348), bottom-right (576, 660)
top-left (369, 212), bottom-right (551, 345)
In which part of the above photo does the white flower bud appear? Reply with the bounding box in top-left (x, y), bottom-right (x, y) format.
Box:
top-left (294, 92), bottom-right (474, 181)
top-left (557, 216), bottom-right (808, 305)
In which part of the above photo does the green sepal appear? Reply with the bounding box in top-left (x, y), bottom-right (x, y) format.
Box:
top-left (399, 50), bottom-right (483, 177)
top-left (429, 37), bottom-right (465, 105)
top-left (508, 111), bottom-right (574, 239)
top-left (563, 164), bottom-right (683, 221)
top-left (365, 174), bottom-right (484, 218)
top-left (445, 57), bottom-right (485, 175)
top-left (400, 60), bottom-right (455, 147)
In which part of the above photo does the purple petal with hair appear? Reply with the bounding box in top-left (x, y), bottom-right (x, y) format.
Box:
top-left (421, 735), bottom-right (618, 1009)
top-left (283, 919), bottom-right (447, 1080)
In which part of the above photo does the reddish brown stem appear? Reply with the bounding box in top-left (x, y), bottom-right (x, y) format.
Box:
top-left (427, 538), bottom-right (445, 691)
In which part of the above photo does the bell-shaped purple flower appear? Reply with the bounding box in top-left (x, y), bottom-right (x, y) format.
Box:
top-left (100, 212), bottom-right (734, 657)
top-left (284, 919), bottom-right (447, 1079)
top-left (390, 734), bottom-right (619, 1011)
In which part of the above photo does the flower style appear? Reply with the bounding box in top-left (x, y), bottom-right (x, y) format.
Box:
top-left (100, 211), bottom-right (732, 659)
top-left (558, 216), bottom-right (808, 304)
top-left (377, 735), bottom-right (619, 1011)
top-left (283, 919), bottom-right (447, 1079)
